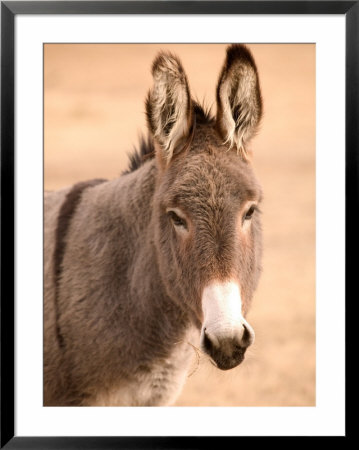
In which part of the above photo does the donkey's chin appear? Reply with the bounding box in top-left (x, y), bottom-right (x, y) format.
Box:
top-left (207, 348), bottom-right (246, 371)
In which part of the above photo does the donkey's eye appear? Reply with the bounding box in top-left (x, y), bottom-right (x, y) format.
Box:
top-left (167, 210), bottom-right (188, 229)
top-left (244, 206), bottom-right (256, 221)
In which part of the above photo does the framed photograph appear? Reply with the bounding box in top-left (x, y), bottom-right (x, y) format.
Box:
top-left (1, 1), bottom-right (355, 447)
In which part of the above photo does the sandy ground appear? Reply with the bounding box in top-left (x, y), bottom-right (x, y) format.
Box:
top-left (44, 44), bottom-right (316, 406)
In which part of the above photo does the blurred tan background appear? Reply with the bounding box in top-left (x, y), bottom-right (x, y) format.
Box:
top-left (44, 44), bottom-right (316, 406)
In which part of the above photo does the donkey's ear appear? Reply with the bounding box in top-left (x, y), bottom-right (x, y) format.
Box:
top-left (146, 52), bottom-right (194, 165)
top-left (216, 44), bottom-right (262, 159)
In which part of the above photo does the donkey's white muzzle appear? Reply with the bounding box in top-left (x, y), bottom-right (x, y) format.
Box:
top-left (200, 281), bottom-right (255, 370)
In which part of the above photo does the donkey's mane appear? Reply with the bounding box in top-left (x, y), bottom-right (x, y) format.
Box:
top-left (123, 102), bottom-right (214, 175)
top-left (123, 135), bottom-right (155, 175)
top-left (193, 101), bottom-right (214, 125)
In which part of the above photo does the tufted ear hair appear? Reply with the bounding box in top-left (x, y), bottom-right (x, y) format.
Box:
top-left (216, 44), bottom-right (263, 159)
top-left (146, 52), bottom-right (194, 166)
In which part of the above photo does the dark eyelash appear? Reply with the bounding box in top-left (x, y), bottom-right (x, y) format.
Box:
top-left (243, 205), bottom-right (259, 222)
top-left (167, 211), bottom-right (188, 229)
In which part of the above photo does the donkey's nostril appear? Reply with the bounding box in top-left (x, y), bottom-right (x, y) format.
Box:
top-left (236, 322), bottom-right (255, 349)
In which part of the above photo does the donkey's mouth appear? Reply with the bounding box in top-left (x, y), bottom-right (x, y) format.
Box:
top-left (207, 347), bottom-right (246, 371)
top-left (202, 331), bottom-right (247, 371)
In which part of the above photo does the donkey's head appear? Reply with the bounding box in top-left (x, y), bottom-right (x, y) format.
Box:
top-left (147, 45), bottom-right (263, 370)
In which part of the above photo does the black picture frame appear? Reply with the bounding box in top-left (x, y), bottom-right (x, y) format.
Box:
top-left (1, 1), bottom-right (355, 447)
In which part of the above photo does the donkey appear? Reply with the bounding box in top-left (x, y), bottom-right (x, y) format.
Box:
top-left (44, 44), bottom-right (263, 406)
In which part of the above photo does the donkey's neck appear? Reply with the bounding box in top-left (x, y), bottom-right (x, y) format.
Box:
top-left (107, 159), bottom-right (158, 234)
top-left (85, 160), bottom-right (195, 361)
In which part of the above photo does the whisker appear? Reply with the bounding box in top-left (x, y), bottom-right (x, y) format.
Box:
top-left (186, 341), bottom-right (201, 377)
top-left (209, 359), bottom-right (218, 369)
top-left (174, 340), bottom-right (213, 377)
